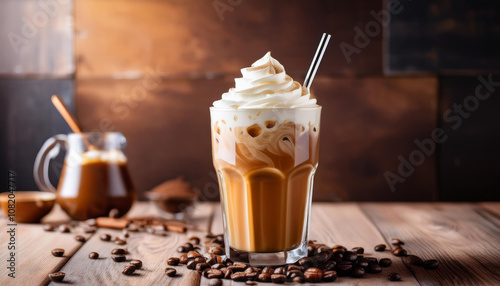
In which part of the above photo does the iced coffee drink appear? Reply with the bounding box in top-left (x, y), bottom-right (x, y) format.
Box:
top-left (210, 52), bottom-right (321, 265)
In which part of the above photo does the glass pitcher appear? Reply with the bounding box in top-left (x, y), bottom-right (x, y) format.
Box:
top-left (34, 132), bottom-right (135, 220)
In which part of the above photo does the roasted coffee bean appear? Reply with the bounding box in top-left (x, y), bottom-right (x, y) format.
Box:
top-left (333, 247), bottom-right (346, 254)
top-left (351, 266), bottom-right (365, 278)
top-left (375, 244), bottom-right (387, 251)
top-left (122, 230), bottom-right (130, 238)
top-left (391, 238), bottom-right (404, 246)
top-left (293, 276), bottom-right (305, 283)
top-left (165, 267), bottom-right (177, 277)
top-left (261, 266), bottom-right (274, 274)
top-left (43, 224), bottom-right (54, 232)
top-left (89, 252), bottom-right (99, 259)
top-left (228, 262), bottom-right (247, 272)
top-left (208, 245), bottom-right (224, 255)
top-left (83, 227), bottom-right (97, 233)
top-left (356, 258), bottom-right (369, 268)
top-left (179, 254), bottom-right (188, 264)
top-left (308, 245), bottom-right (316, 256)
top-left (211, 263), bottom-right (224, 270)
top-left (75, 235), bottom-right (86, 243)
top-left (287, 270), bottom-right (304, 279)
top-left (224, 269), bottom-right (233, 279)
top-left (287, 265), bottom-right (303, 271)
top-left (111, 248), bottom-right (127, 255)
top-left (393, 248), bottom-right (408, 256)
top-left (388, 272), bottom-right (402, 281)
top-left (298, 257), bottom-right (314, 268)
top-left (167, 257), bottom-right (180, 266)
top-left (51, 248), bottom-right (64, 257)
top-left (336, 261), bottom-right (353, 276)
top-left (323, 270), bottom-right (337, 282)
top-left (186, 260), bottom-right (198, 270)
top-left (187, 250), bottom-right (202, 259)
top-left (130, 260), bottom-right (142, 269)
top-left (194, 257), bottom-right (205, 264)
top-left (379, 258), bottom-right (392, 267)
top-left (270, 274), bottom-right (286, 284)
top-left (321, 260), bottom-right (337, 271)
top-left (245, 272), bottom-right (258, 280)
top-left (352, 247), bottom-right (364, 254)
top-left (366, 263), bottom-right (382, 274)
top-left (207, 269), bottom-right (224, 279)
top-left (273, 266), bottom-right (286, 274)
top-left (100, 234), bottom-right (111, 241)
top-left (189, 236), bottom-right (201, 245)
top-left (258, 273), bottom-right (271, 282)
top-left (115, 239), bottom-right (126, 245)
top-left (177, 246), bottom-right (188, 253)
top-left (48, 272), bottom-right (65, 282)
top-left (209, 278), bottom-right (223, 286)
top-left (230, 272), bottom-right (247, 281)
top-left (333, 244), bottom-right (346, 250)
top-left (422, 259), bottom-right (439, 270)
top-left (365, 257), bottom-right (378, 264)
top-left (58, 224), bottom-right (70, 233)
top-left (196, 263), bottom-right (210, 272)
top-left (244, 267), bottom-right (258, 274)
top-left (304, 267), bottom-right (323, 283)
top-left (112, 254), bottom-right (126, 262)
top-left (343, 251), bottom-right (358, 262)
top-left (406, 255), bottom-right (424, 266)
top-left (122, 265), bottom-right (136, 275)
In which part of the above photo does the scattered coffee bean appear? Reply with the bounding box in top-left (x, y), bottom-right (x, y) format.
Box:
top-left (352, 247), bottom-right (364, 254)
top-left (323, 270), bottom-right (337, 282)
top-left (245, 272), bottom-right (258, 280)
top-left (231, 272), bottom-right (247, 281)
top-left (366, 263), bottom-right (382, 274)
top-left (322, 260), bottom-right (337, 271)
top-left (179, 254), bottom-right (189, 264)
top-left (273, 266), bottom-right (286, 274)
top-left (293, 276), bottom-right (305, 283)
top-left (130, 260), bottom-right (142, 269)
top-left (51, 248), bottom-right (64, 257)
top-left (393, 248), bottom-right (408, 256)
top-left (109, 208), bottom-right (119, 218)
top-left (111, 248), bottom-right (127, 255)
top-left (261, 266), bottom-right (274, 274)
top-left (89, 252), bottom-right (99, 259)
top-left (83, 227), bottom-right (97, 233)
top-left (270, 273), bottom-right (286, 283)
top-left (58, 224), bottom-right (70, 233)
top-left (336, 261), bottom-right (353, 276)
top-left (379, 258), bottom-right (392, 267)
top-left (208, 245), bottom-right (224, 255)
top-left (351, 266), bottom-right (365, 278)
top-left (388, 272), bottom-right (402, 281)
top-left (100, 234), bottom-right (111, 241)
top-left (189, 236), bottom-right (201, 245)
top-left (115, 239), bottom-right (126, 245)
top-left (287, 270), bottom-right (303, 279)
top-left (406, 255), bottom-right (424, 266)
top-left (375, 244), bottom-right (387, 251)
top-left (365, 257), bottom-right (378, 264)
top-left (122, 229), bottom-right (130, 238)
top-left (224, 269), bottom-right (233, 279)
top-left (48, 272), bottom-right (65, 282)
top-left (211, 263), bottom-right (224, 270)
top-left (343, 251), bottom-right (358, 262)
top-left (167, 257), bottom-right (180, 266)
top-left (196, 263), bottom-right (210, 272)
top-left (207, 269), bottom-right (223, 279)
top-left (257, 273), bottom-right (271, 282)
top-left (165, 267), bottom-right (177, 277)
top-left (298, 257), bottom-right (314, 268)
top-left (122, 265), bottom-right (136, 275)
top-left (43, 224), bottom-right (54, 232)
top-left (187, 250), bottom-right (202, 259)
top-left (356, 258), bottom-right (369, 268)
top-left (422, 259), bottom-right (439, 270)
top-left (304, 267), bottom-right (323, 283)
top-left (75, 235), bottom-right (86, 243)
top-left (209, 278), bottom-right (223, 286)
top-left (112, 254), bottom-right (126, 262)
top-left (186, 260), bottom-right (198, 270)
top-left (391, 238), bottom-right (404, 246)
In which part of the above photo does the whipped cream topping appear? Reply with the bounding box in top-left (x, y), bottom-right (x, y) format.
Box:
top-left (213, 52), bottom-right (318, 109)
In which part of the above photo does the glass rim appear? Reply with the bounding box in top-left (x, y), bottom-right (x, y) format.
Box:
top-left (209, 105), bottom-right (322, 112)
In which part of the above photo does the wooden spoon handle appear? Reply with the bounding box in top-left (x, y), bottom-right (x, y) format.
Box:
top-left (51, 95), bottom-right (82, 133)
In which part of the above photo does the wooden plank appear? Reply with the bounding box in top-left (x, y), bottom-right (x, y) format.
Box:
top-left (75, 0), bottom-right (382, 79)
top-left (50, 202), bottom-right (215, 285)
top-left (203, 203), bottom-right (419, 285)
top-left (0, 0), bottom-right (74, 76)
top-left (361, 203), bottom-right (500, 286)
top-left (0, 205), bottom-right (92, 285)
top-left (479, 202), bottom-right (500, 216)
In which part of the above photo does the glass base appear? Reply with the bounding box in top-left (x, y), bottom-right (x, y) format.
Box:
top-left (226, 240), bottom-right (308, 266)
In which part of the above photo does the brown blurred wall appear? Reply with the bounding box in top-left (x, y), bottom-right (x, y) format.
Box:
top-left (1, 0), bottom-right (499, 201)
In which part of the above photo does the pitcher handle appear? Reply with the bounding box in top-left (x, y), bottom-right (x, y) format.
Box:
top-left (33, 134), bottom-right (68, 193)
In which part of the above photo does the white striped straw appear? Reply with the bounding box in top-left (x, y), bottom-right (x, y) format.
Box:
top-left (304, 33), bottom-right (331, 89)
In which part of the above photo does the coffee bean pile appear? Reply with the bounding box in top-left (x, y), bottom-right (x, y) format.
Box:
top-left (163, 235), bottom-right (440, 284)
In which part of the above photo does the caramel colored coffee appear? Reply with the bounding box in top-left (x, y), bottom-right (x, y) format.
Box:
top-left (212, 112), bottom-right (320, 253)
top-left (57, 160), bottom-right (135, 220)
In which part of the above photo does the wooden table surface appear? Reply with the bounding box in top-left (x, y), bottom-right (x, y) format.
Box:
top-left (1, 202), bottom-right (499, 286)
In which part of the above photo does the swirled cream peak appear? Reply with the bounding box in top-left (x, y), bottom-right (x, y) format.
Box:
top-left (213, 52), bottom-right (318, 109)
